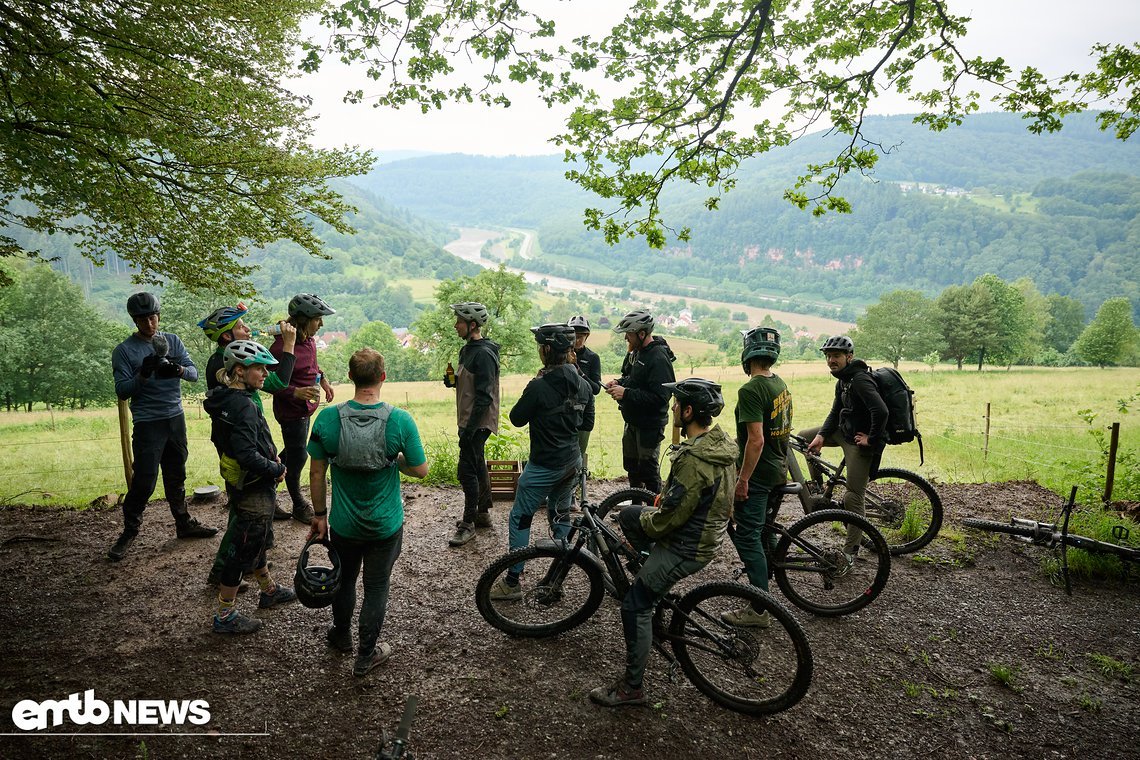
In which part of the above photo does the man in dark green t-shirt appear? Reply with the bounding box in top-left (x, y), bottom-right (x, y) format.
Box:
top-left (725, 327), bottom-right (792, 627)
top-left (306, 348), bottom-right (428, 678)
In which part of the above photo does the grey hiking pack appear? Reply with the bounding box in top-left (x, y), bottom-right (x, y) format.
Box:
top-left (333, 402), bottom-right (398, 471)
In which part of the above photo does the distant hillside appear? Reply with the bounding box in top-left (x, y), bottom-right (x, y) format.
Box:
top-left (350, 113), bottom-right (1140, 316)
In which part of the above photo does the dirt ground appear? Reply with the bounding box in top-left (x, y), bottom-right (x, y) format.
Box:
top-left (1, 479), bottom-right (1137, 760)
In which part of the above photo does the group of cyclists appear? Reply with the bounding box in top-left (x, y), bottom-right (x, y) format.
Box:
top-left (109, 292), bottom-right (891, 695)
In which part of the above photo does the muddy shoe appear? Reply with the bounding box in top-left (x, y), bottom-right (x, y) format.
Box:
top-left (326, 625), bottom-right (353, 653)
top-left (489, 578), bottom-right (522, 601)
top-left (474, 511), bottom-right (493, 529)
top-left (832, 551), bottom-right (857, 578)
top-left (589, 680), bottom-right (647, 707)
top-left (448, 521), bottom-right (476, 547)
top-left (176, 517), bottom-right (218, 539)
top-left (292, 502), bottom-right (315, 524)
top-left (720, 606), bottom-right (771, 628)
top-left (213, 610), bottom-right (262, 635)
top-left (272, 505), bottom-right (292, 521)
top-left (353, 643), bottom-right (393, 677)
top-left (258, 584), bottom-right (298, 609)
top-left (107, 530), bottom-right (137, 562)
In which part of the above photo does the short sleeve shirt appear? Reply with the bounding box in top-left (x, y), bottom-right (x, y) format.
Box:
top-left (307, 401), bottom-right (426, 541)
top-left (735, 374), bottom-right (793, 486)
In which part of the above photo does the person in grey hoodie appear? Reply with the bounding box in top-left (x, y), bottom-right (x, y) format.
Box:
top-left (486, 324), bottom-right (592, 600)
top-left (445, 302), bottom-right (501, 547)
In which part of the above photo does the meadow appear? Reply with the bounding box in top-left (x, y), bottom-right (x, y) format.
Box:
top-left (2, 364), bottom-right (1137, 508)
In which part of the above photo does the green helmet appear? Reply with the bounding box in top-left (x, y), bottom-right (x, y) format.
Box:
top-left (741, 326), bottom-right (781, 373)
top-left (199, 304), bottom-right (248, 343)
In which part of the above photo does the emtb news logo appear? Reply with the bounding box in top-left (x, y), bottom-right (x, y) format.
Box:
top-left (11, 689), bottom-right (210, 731)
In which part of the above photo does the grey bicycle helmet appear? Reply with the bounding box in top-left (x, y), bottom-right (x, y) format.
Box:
top-left (223, 340), bottom-right (279, 373)
top-left (288, 293), bottom-right (336, 319)
top-left (450, 301), bottom-right (490, 326)
top-left (127, 292), bottom-right (161, 317)
top-left (531, 323), bottom-right (576, 352)
top-left (819, 335), bottom-right (854, 353)
top-left (568, 315), bottom-right (591, 333)
top-left (741, 326), bottom-right (781, 373)
top-left (613, 309), bottom-right (654, 334)
top-left (663, 377), bottom-right (725, 417)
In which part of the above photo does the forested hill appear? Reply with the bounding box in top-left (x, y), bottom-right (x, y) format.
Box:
top-left (351, 113), bottom-right (1140, 317)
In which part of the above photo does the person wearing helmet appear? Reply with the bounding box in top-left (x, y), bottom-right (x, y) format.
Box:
top-left (203, 340), bottom-right (297, 633)
top-left (446, 302), bottom-right (501, 547)
top-left (108, 293), bottom-right (216, 561)
top-left (487, 325), bottom-right (592, 601)
top-left (568, 315), bottom-right (602, 466)
top-left (724, 327), bottom-right (793, 627)
top-left (306, 348), bottom-right (428, 676)
top-left (590, 378), bottom-right (737, 707)
top-left (801, 335), bottom-right (888, 562)
top-left (604, 309), bottom-right (676, 493)
top-left (269, 293), bottom-right (336, 524)
top-left (200, 304), bottom-right (300, 586)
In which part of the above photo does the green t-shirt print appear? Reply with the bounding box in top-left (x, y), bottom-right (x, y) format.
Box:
top-left (734, 373), bottom-right (792, 487)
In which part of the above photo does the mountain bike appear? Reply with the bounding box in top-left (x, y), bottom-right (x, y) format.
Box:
top-left (785, 434), bottom-right (942, 555)
top-left (474, 473), bottom-right (814, 716)
top-left (375, 695), bottom-right (417, 760)
top-left (962, 486), bottom-right (1139, 595)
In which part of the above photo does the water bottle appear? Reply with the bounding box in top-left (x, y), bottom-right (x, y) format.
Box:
top-left (251, 323), bottom-right (283, 337)
top-left (312, 372), bottom-right (322, 406)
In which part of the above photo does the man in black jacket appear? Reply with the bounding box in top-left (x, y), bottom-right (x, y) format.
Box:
top-left (605, 309), bottom-right (676, 494)
top-left (800, 335), bottom-right (888, 562)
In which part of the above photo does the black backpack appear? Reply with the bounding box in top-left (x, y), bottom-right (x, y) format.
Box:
top-left (870, 366), bottom-right (924, 464)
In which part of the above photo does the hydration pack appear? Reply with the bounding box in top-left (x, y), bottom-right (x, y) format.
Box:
top-left (870, 367), bottom-right (924, 464)
top-left (332, 403), bottom-right (398, 471)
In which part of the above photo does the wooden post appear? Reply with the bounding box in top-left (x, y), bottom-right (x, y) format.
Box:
top-left (1103, 422), bottom-right (1121, 505)
top-left (117, 400), bottom-right (133, 489)
top-left (983, 402), bottom-right (991, 461)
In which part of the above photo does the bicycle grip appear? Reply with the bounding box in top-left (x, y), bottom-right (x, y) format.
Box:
top-left (396, 695), bottom-right (418, 741)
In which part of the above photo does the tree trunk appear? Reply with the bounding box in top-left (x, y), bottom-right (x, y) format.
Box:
top-left (976, 347), bottom-right (985, 371)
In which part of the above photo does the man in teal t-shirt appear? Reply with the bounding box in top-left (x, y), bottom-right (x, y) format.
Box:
top-left (306, 348), bottom-right (427, 678)
top-left (725, 327), bottom-right (792, 628)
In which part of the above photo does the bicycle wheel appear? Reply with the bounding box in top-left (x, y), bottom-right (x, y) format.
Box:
top-left (593, 487), bottom-right (656, 521)
top-left (961, 518), bottom-right (1038, 539)
top-left (475, 545), bottom-right (606, 638)
top-left (669, 582), bottom-right (813, 716)
top-left (773, 509), bottom-right (891, 617)
top-left (838, 467), bottom-right (942, 555)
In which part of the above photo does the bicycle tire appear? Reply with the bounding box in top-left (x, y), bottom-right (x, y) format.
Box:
top-left (475, 545), bottom-right (605, 638)
top-left (854, 468), bottom-right (943, 555)
top-left (961, 518), bottom-right (1039, 539)
top-left (669, 582), bottom-right (813, 716)
top-left (594, 487), bottom-right (657, 521)
top-left (773, 509), bottom-right (891, 617)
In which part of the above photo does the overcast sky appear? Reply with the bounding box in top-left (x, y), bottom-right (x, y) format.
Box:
top-left (295, 1), bottom-right (1140, 157)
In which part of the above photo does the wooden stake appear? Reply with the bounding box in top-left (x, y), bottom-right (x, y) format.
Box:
top-left (1103, 422), bottom-right (1120, 505)
top-left (117, 400), bottom-right (133, 489)
top-left (983, 402), bottom-right (991, 461)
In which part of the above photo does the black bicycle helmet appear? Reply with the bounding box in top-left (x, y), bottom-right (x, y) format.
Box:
top-left (613, 309), bottom-right (654, 334)
top-left (741, 326), bottom-right (781, 372)
top-left (288, 293), bottom-right (336, 319)
top-left (127, 292), bottom-right (160, 318)
top-left (819, 335), bottom-right (854, 353)
top-left (663, 377), bottom-right (725, 417)
top-left (531, 323), bottom-right (575, 352)
top-left (294, 538), bottom-right (342, 609)
top-left (450, 301), bottom-right (489, 326)
top-left (568, 315), bottom-right (591, 333)
top-left (222, 340), bottom-right (278, 373)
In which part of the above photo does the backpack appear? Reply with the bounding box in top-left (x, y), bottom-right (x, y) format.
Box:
top-left (332, 403), bottom-right (398, 472)
top-left (870, 367), bottom-right (924, 464)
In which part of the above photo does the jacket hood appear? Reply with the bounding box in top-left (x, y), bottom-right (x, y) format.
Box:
top-left (539, 363), bottom-right (585, 394)
top-left (642, 335), bottom-right (676, 363)
top-left (679, 424), bottom-right (738, 467)
top-left (203, 385), bottom-right (252, 416)
top-left (466, 337), bottom-right (500, 359)
top-left (833, 358), bottom-right (870, 380)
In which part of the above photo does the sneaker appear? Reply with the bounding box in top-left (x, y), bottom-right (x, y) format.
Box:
top-left (272, 505), bottom-right (292, 521)
top-left (448, 521), bottom-right (476, 547)
top-left (721, 606), bottom-right (772, 628)
top-left (176, 517), bottom-right (218, 539)
top-left (489, 578), bottom-right (522, 601)
top-left (107, 531), bottom-right (137, 561)
top-left (832, 551), bottom-right (857, 578)
top-left (257, 584), bottom-right (298, 609)
top-left (213, 610), bottom-right (262, 634)
top-left (588, 680), bottom-right (648, 707)
top-left (292, 502), bottom-right (315, 523)
top-left (474, 511), bottom-right (493, 528)
top-left (326, 625), bottom-right (353, 653)
top-left (353, 642), bottom-right (393, 677)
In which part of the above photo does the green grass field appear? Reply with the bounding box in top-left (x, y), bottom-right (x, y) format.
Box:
top-left (3, 365), bottom-right (1137, 508)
